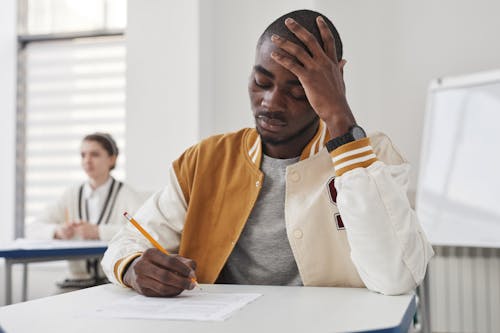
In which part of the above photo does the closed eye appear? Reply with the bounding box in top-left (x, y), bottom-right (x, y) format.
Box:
top-left (290, 86), bottom-right (307, 100)
top-left (254, 79), bottom-right (271, 89)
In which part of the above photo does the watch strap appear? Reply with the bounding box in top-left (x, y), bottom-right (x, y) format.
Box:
top-left (326, 132), bottom-right (355, 152)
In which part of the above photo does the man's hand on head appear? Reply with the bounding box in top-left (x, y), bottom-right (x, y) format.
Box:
top-left (123, 248), bottom-right (197, 297)
top-left (270, 16), bottom-right (356, 137)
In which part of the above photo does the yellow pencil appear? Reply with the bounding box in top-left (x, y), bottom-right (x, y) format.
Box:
top-left (123, 212), bottom-right (200, 289)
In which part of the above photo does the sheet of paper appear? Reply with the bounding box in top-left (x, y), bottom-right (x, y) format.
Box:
top-left (90, 291), bottom-right (261, 321)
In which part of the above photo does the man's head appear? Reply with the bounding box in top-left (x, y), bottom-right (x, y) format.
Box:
top-left (258, 10), bottom-right (342, 61)
top-left (249, 10), bottom-right (343, 157)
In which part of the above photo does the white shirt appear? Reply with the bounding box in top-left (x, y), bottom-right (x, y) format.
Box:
top-left (82, 177), bottom-right (113, 224)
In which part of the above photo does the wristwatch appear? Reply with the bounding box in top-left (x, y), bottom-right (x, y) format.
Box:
top-left (326, 125), bottom-right (366, 152)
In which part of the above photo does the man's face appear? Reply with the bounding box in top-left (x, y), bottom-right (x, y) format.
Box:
top-left (248, 39), bottom-right (318, 146)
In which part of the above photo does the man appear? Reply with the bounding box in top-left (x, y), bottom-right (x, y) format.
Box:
top-left (102, 9), bottom-right (433, 297)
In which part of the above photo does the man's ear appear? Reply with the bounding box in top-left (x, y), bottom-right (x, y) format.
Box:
top-left (339, 59), bottom-right (347, 75)
top-left (339, 59), bottom-right (347, 93)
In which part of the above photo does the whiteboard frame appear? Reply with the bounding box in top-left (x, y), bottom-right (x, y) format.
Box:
top-left (416, 69), bottom-right (500, 248)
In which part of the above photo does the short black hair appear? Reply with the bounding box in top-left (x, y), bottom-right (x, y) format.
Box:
top-left (258, 9), bottom-right (343, 61)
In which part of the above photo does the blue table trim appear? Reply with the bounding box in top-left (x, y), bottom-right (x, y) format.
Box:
top-left (353, 294), bottom-right (416, 333)
top-left (0, 247), bottom-right (107, 259)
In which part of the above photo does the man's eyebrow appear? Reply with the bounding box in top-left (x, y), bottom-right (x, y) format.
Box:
top-left (254, 65), bottom-right (274, 79)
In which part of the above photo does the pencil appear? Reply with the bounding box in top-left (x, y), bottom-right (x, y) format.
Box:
top-left (123, 212), bottom-right (200, 289)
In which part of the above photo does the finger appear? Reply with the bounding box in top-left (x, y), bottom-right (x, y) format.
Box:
top-left (270, 50), bottom-right (305, 78)
top-left (128, 257), bottom-right (188, 297)
top-left (316, 16), bottom-right (337, 63)
top-left (284, 18), bottom-right (323, 58)
top-left (143, 248), bottom-right (194, 278)
top-left (137, 282), bottom-right (182, 298)
top-left (137, 287), bottom-right (161, 297)
top-left (142, 282), bottom-right (183, 298)
top-left (134, 258), bottom-right (193, 292)
top-left (137, 262), bottom-right (194, 291)
top-left (173, 255), bottom-right (197, 271)
top-left (271, 34), bottom-right (312, 67)
top-left (62, 225), bottom-right (72, 232)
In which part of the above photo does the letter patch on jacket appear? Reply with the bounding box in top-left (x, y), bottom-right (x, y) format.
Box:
top-left (327, 177), bottom-right (345, 230)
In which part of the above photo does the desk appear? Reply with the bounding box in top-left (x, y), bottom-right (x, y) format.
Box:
top-left (0, 284), bottom-right (416, 333)
top-left (0, 240), bottom-right (107, 305)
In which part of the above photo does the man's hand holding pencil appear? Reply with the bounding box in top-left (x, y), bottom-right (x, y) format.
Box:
top-left (122, 212), bottom-right (199, 297)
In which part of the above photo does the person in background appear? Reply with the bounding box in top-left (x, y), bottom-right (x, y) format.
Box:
top-left (103, 9), bottom-right (434, 297)
top-left (28, 132), bottom-right (144, 288)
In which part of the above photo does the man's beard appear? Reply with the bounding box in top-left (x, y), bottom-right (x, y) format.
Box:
top-left (256, 116), bottom-right (319, 146)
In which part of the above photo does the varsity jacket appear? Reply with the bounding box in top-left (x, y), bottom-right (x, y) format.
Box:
top-left (102, 122), bottom-right (434, 295)
top-left (27, 178), bottom-right (144, 279)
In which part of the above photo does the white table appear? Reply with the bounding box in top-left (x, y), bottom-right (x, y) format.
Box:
top-left (0, 284), bottom-right (416, 333)
top-left (0, 239), bottom-right (107, 305)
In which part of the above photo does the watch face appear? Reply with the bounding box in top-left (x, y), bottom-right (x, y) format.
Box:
top-left (351, 125), bottom-right (366, 140)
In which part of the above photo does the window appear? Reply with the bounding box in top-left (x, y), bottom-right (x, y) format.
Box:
top-left (22, 0), bottom-right (126, 34)
top-left (17, 0), bottom-right (127, 234)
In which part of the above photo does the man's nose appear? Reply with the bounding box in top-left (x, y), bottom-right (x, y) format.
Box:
top-left (261, 88), bottom-right (285, 111)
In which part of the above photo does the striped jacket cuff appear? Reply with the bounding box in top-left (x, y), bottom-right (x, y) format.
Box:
top-left (330, 138), bottom-right (378, 176)
top-left (114, 252), bottom-right (142, 287)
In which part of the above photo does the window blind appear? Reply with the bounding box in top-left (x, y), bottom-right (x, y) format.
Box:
top-left (24, 36), bottom-right (126, 224)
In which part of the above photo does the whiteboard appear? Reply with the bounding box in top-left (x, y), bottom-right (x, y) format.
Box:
top-left (416, 70), bottom-right (500, 248)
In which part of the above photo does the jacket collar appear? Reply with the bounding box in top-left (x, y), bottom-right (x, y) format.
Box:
top-left (246, 120), bottom-right (330, 167)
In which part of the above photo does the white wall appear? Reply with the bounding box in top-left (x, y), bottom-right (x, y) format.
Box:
top-left (316, 0), bottom-right (500, 189)
top-left (0, 0), bottom-right (17, 242)
top-left (126, 0), bottom-right (313, 191)
top-left (126, 0), bottom-right (201, 191)
top-left (126, 0), bottom-right (500, 192)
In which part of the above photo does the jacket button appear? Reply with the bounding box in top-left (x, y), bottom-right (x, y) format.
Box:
top-left (293, 229), bottom-right (303, 239)
top-left (255, 180), bottom-right (261, 187)
top-left (289, 171), bottom-right (300, 182)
